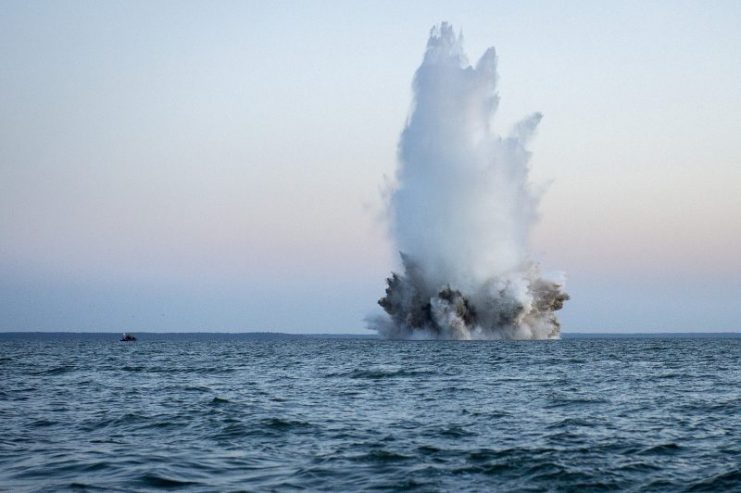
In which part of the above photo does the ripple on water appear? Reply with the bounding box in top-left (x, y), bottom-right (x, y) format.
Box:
top-left (136, 472), bottom-right (202, 489)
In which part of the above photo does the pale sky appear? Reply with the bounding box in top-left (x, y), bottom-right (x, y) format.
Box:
top-left (1, 1), bottom-right (740, 332)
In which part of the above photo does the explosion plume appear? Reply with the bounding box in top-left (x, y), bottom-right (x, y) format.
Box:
top-left (371, 23), bottom-right (568, 340)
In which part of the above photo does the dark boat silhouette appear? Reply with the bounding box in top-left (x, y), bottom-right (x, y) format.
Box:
top-left (120, 333), bottom-right (137, 342)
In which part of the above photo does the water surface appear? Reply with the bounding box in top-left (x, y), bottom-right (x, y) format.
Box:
top-left (1, 333), bottom-right (739, 492)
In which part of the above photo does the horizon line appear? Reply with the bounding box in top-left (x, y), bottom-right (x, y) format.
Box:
top-left (0, 330), bottom-right (738, 336)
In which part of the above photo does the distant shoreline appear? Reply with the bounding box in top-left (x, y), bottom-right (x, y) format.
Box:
top-left (1, 331), bottom-right (738, 339)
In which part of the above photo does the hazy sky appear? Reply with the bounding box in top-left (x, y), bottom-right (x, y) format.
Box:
top-left (1, 1), bottom-right (740, 333)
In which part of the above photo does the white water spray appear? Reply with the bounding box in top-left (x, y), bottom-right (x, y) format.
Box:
top-left (371, 23), bottom-right (568, 340)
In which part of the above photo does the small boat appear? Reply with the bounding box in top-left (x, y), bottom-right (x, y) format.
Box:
top-left (120, 333), bottom-right (137, 342)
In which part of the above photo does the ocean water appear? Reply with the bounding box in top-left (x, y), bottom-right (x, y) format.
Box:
top-left (1, 333), bottom-right (739, 492)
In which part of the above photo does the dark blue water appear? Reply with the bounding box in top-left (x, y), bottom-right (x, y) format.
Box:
top-left (1, 333), bottom-right (739, 492)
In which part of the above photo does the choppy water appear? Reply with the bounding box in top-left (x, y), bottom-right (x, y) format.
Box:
top-left (1, 333), bottom-right (739, 492)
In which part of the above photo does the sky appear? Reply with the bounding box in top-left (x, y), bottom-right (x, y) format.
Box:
top-left (1, 0), bottom-right (740, 333)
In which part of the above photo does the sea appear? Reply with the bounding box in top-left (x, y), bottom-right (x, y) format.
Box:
top-left (1, 332), bottom-right (739, 492)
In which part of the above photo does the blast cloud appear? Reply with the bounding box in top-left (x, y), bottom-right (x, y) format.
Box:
top-left (370, 23), bottom-right (568, 340)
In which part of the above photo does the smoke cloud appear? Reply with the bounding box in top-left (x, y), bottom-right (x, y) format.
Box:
top-left (371, 23), bottom-right (568, 340)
